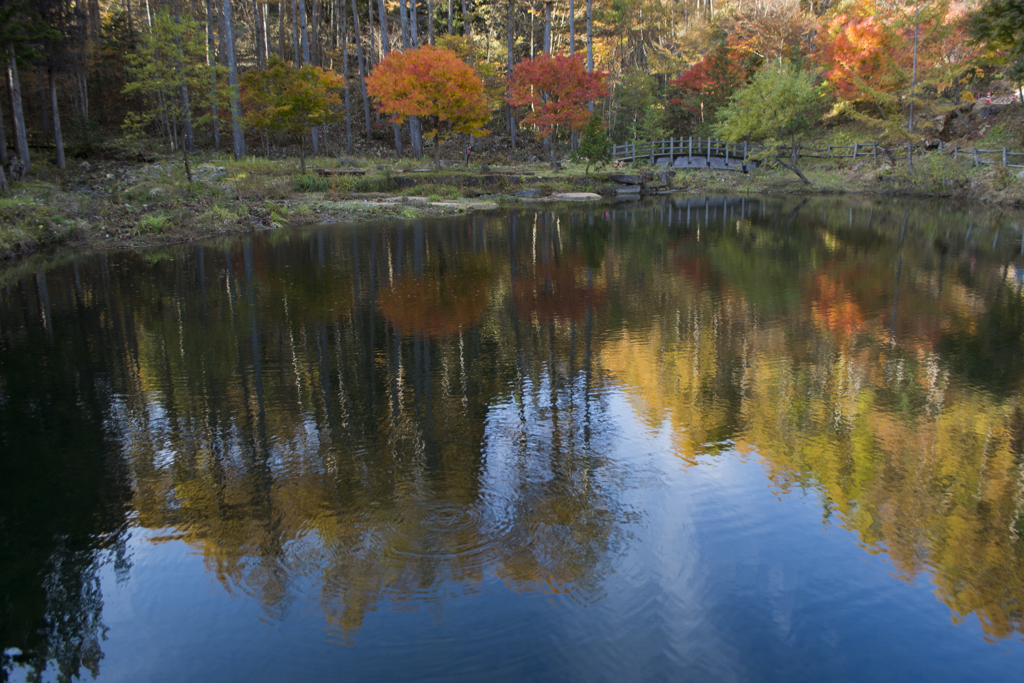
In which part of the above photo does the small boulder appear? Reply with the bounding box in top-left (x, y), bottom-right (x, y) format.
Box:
top-left (614, 185), bottom-right (642, 195)
top-left (608, 173), bottom-right (643, 185)
top-left (516, 189), bottom-right (543, 198)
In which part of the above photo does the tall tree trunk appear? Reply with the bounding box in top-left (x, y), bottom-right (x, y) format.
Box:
top-left (50, 68), bottom-right (65, 170)
top-left (180, 83), bottom-right (195, 152)
top-left (568, 0), bottom-right (574, 55)
top-left (448, 0), bottom-right (452, 35)
top-left (350, 0), bottom-right (372, 139)
top-left (461, 0), bottom-right (470, 37)
top-left (223, 0), bottom-right (247, 158)
top-left (586, 0), bottom-right (593, 70)
top-left (292, 0), bottom-right (301, 63)
top-left (543, 1), bottom-right (552, 53)
top-left (126, 0), bottom-right (134, 36)
top-left (37, 67), bottom-right (50, 142)
top-left (428, 0), bottom-right (433, 44)
top-left (378, 0), bottom-right (390, 53)
top-left (507, 0), bottom-right (515, 149)
top-left (88, 0), bottom-right (100, 41)
top-left (377, 0), bottom-right (403, 155)
top-left (342, 0), bottom-right (352, 152)
top-left (218, 0), bottom-right (227, 65)
top-left (586, 0), bottom-right (593, 113)
top-left (254, 1), bottom-right (267, 68)
top-left (367, 0), bottom-right (376, 65)
top-left (279, 0), bottom-right (286, 58)
top-left (173, 9), bottom-right (195, 152)
top-left (0, 75), bottom-right (8, 166)
top-left (399, 0), bottom-right (409, 48)
top-left (7, 42), bottom-right (30, 175)
top-left (207, 0), bottom-right (222, 151)
top-left (299, 0), bottom-right (312, 63)
top-left (312, 0), bottom-right (322, 65)
top-left (410, 0), bottom-right (418, 46)
top-left (409, 0), bottom-right (422, 158)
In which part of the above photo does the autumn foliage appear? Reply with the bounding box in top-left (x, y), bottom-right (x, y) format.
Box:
top-left (508, 53), bottom-right (610, 137)
top-left (669, 41), bottom-right (746, 135)
top-left (366, 45), bottom-right (490, 168)
top-left (241, 58), bottom-right (344, 172)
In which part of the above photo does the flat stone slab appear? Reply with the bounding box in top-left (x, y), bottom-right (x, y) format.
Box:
top-left (315, 169), bottom-right (366, 176)
top-left (547, 192), bottom-right (603, 201)
top-left (608, 174), bottom-right (644, 185)
top-left (516, 189), bottom-right (543, 198)
top-left (614, 185), bottom-right (642, 195)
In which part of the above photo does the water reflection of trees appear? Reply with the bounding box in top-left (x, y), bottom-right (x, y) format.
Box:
top-left (600, 197), bottom-right (1024, 639)
top-left (4, 195), bottom-right (1024, 679)
top-left (5, 218), bottom-right (627, 646)
top-left (0, 265), bottom-right (132, 682)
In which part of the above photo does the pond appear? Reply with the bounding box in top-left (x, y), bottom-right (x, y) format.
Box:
top-left (3, 195), bottom-right (1024, 681)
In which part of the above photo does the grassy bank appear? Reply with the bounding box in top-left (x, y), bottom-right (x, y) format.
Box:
top-left (3, 108), bottom-right (1024, 262)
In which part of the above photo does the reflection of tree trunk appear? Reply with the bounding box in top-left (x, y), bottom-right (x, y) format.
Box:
top-left (891, 212), bottom-right (909, 348)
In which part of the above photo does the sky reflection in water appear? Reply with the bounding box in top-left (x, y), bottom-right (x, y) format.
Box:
top-left (3, 195), bottom-right (1024, 681)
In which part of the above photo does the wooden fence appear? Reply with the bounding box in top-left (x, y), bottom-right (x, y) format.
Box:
top-left (612, 137), bottom-right (1024, 170)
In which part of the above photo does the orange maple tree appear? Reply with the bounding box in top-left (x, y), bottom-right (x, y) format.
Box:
top-left (507, 53), bottom-right (609, 154)
top-left (365, 45), bottom-right (490, 169)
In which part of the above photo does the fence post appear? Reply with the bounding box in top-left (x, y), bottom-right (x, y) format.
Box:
top-left (707, 137), bottom-right (712, 164)
top-left (908, 143), bottom-right (913, 171)
top-left (1004, 147), bottom-right (1008, 167)
top-left (743, 141), bottom-right (748, 164)
top-left (650, 140), bottom-right (654, 165)
top-left (853, 142), bottom-right (858, 159)
top-left (974, 148), bottom-right (979, 167)
top-left (688, 136), bottom-right (693, 163)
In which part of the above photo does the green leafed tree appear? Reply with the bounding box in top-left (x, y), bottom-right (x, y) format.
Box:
top-left (715, 64), bottom-right (824, 185)
top-left (241, 58), bottom-right (344, 173)
top-left (577, 113), bottom-right (609, 175)
top-left (969, 0), bottom-right (1024, 120)
top-left (123, 9), bottom-right (226, 181)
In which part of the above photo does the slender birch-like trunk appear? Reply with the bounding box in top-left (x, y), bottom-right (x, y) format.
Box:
top-left (50, 68), bottom-right (65, 170)
top-left (207, 0), bottom-right (221, 151)
top-left (223, 0), bottom-right (247, 158)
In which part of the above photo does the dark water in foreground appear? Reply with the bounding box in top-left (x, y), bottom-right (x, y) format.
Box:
top-left (3, 195), bottom-right (1024, 681)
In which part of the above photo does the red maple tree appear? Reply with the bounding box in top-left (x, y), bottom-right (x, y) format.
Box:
top-left (507, 53), bottom-right (609, 153)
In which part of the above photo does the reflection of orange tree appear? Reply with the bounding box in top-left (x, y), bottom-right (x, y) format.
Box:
top-left (378, 257), bottom-right (492, 338)
top-left (512, 255), bottom-right (607, 323)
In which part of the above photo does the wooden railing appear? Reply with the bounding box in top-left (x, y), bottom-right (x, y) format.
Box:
top-left (613, 137), bottom-right (1024, 170)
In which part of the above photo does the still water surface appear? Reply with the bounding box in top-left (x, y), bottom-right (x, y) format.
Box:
top-left (3, 196), bottom-right (1024, 681)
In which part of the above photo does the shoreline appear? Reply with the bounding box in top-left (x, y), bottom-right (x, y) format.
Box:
top-left (2, 152), bottom-right (1023, 267)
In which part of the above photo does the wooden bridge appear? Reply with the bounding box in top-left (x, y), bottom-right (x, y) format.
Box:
top-left (612, 137), bottom-right (759, 172)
